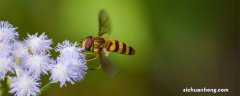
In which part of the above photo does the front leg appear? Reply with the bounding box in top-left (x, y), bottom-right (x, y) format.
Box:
top-left (86, 54), bottom-right (99, 62)
top-left (86, 54), bottom-right (101, 70)
top-left (87, 64), bottom-right (101, 70)
top-left (82, 51), bottom-right (94, 54)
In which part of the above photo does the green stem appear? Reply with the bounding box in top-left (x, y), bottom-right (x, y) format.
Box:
top-left (2, 79), bottom-right (9, 96)
top-left (37, 82), bottom-right (54, 96)
top-left (40, 82), bottom-right (53, 93)
top-left (0, 81), bottom-right (3, 96)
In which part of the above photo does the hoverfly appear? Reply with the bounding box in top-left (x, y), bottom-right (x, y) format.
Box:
top-left (82, 9), bottom-right (135, 75)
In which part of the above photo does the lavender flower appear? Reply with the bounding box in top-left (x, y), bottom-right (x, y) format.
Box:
top-left (0, 21), bottom-right (18, 56)
top-left (22, 53), bottom-right (54, 77)
top-left (25, 32), bottom-right (52, 54)
top-left (9, 73), bottom-right (40, 96)
top-left (0, 54), bottom-right (14, 80)
top-left (50, 40), bottom-right (87, 87)
top-left (0, 21), bottom-right (90, 95)
top-left (57, 53), bottom-right (87, 82)
top-left (13, 65), bottom-right (25, 77)
top-left (0, 42), bottom-right (13, 55)
top-left (13, 41), bottom-right (29, 59)
top-left (0, 21), bottom-right (18, 43)
top-left (0, 21), bottom-right (16, 81)
top-left (50, 63), bottom-right (77, 87)
top-left (55, 40), bottom-right (81, 57)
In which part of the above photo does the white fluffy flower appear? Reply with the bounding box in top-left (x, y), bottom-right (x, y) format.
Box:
top-left (13, 41), bottom-right (29, 59)
top-left (57, 54), bottom-right (87, 81)
top-left (0, 42), bottom-right (13, 55)
top-left (13, 65), bottom-right (25, 77)
top-left (22, 53), bottom-right (54, 77)
top-left (25, 32), bottom-right (52, 54)
top-left (9, 73), bottom-right (40, 96)
top-left (50, 63), bottom-right (77, 87)
top-left (0, 21), bottom-right (18, 43)
top-left (50, 40), bottom-right (87, 87)
top-left (55, 40), bottom-right (81, 57)
top-left (0, 54), bottom-right (14, 80)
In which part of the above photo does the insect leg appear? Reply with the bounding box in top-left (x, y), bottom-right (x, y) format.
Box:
top-left (86, 53), bottom-right (102, 70)
top-left (87, 65), bottom-right (101, 70)
top-left (82, 51), bottom-right (94, 54)
top-left (86, 54), bottom-right (99, 62)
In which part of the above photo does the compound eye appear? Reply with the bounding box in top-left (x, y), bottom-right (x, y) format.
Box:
top-left (84, 37), bottom-right (93, 51)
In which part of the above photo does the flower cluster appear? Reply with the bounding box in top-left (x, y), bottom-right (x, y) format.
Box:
top-left (50, 40), bottom-right (87, 87)
top-left (0, 21), bottom-right (18, 80)
top-left (9, 73), bottom-right (41, 96)
top-left (0, 21), bottom-right (88, 96)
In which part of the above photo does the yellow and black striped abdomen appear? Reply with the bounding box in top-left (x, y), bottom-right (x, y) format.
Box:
top-left (106, 40), bottom-right (135, 55)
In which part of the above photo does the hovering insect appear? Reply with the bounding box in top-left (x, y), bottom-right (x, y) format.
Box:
top-left (82, 9), bottom-right (135, 74)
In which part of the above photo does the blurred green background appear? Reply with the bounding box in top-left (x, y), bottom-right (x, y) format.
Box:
top-left (0, 0), bottom-right (238, 96)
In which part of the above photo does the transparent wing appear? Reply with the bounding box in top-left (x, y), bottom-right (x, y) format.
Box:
top-left (98, 9), bottom-right (111, 36)
top-left (99, 51), bottom-right (117, 77)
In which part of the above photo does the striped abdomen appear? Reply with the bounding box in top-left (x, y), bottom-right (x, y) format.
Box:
top-left (105, 40), bottom-right (135, 55)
